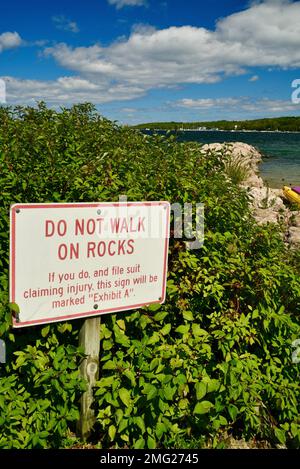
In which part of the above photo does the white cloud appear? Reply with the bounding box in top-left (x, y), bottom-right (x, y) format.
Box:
top-left (6, 0), bottom-right (300, 106)
top-left (52, 15), bottom-right (79, 33)
top-left (175, 97), bottom-right (299, 114)
top-left (120, 107), bottom-right (137, 113)
top-left (2, 76), bottom-right (145, 105)
top-left (108, 0), bottom-right (147, 9)
top-left (0, 32), bottom-right (22, 52)
top-left (176, 98), bottom-right (242, 109)
top-left (44, 1), bottom-right (300, 92)
top-left (243, 98), bottom-right (300, 113)
top-left (249, 75), bottom-right (259, 82)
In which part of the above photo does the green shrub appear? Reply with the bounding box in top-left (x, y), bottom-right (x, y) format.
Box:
top-left (0, 103), bottom-right (299, 448)
top-left (0, 328), bottom-right (86, 448)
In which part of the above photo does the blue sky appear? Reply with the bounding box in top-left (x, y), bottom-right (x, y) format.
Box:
top-left (1, 0), bottom-right (300, 123)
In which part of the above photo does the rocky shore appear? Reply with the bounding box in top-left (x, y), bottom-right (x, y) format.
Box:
top-left (201, 142), bottom-right (300, 247)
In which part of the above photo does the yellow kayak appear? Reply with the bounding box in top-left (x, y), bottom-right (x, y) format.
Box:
top-left (283, 186), bottom-right (300, 206)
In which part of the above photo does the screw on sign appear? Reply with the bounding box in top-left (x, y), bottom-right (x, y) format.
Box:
top-left (10, 201), bottom-right (170, 439)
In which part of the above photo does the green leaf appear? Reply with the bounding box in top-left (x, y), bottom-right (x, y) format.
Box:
top-left (176, 324), bottom-right (190, 334)
top-left (219, 415), bottom-right (228, 426)
top-left (134, 416), bottom-right (145, 434)
top-left (116, 319), bottom-right (125, 330)
top-left (206, 379), bottom-right (220, 393)
top-left (194, 400), bottom-right (214, 415)
top-left (8, 333), bottom-right (15, 343)
top-left (115, 409), bottom-right (123, 425)
top-left (108, 425), bottom-right (116, 441)
top-left (98, 376), bottom-right (115, 388)
top-left (118, 418), bottom-right (128, 433)
top-left (161, 323), bottom-right (171, 336)
top-left (175, 373), bottom-right (187, 385)
top-left (103, 340), bottom-right (113, 351)
top-left (147, 435), bottom-right (156, 449)
top-left (119, 388), bottom-right (131, 407)
top-left (158, 398), bottom-right (168, 413)
top-left (31, 434), bottom-right (39, 447)
top-left (228, 404), bottom-right (238, 421)
top-left (41, 325), bottom-right (50, 338)
top-left (183, 310), bottom-right (194, 321)
top-left (147, 332), bottom-right (160, 345)
top-left (275, 428), bottom-right (286, 445)
top-left (156, 422), bottom-right (167, 439)
top-left (102, 360), bottom-right (117, 370)
top-left (291, 423), bottom-right (299, 438)
top-left (134, 437), bottom-right (145, 449)
top-left (150, 358), bottom-right (160, 371)
top-left (143, 383), bottom-right (157, 400)
top-left (148, 303), bottom-right (162, 312)
top-left (195, 381), bottom-right (207, 400)
top-left (154, 312), bottom-right (168, 322)
top-left (178, 398), bottom-right (189, 410)
top-left (263, 319), bottom-right (269, 330)
top-left (163, 385), bottom-right (176, 401)
top-left (123, 370), bottom-right (136, 386)
top-left (192, 324), bottom-right (208, 337)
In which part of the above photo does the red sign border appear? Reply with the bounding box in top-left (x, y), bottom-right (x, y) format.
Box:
top-left (10, 202), bottom-right (170, 328)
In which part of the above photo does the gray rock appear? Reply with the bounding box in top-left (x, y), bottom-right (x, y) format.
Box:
top-left (288, 227), bottom-right (300, 244)
top-left (271, 188), bottom-right (284, 197)
top-left (242, 174), bottom-right (265, 189)
top-left (247, 187), bottom-right (285, 210)
top-left (253, 208), bottom-right (279, 225)
top-left (201, 142), bottom-right (262, 166)
top-left (289, 211), bottom-right (300, 227)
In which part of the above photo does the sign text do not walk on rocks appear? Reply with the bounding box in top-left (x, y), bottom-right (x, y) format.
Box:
top-left (10, 201), bottom-right (170, 327)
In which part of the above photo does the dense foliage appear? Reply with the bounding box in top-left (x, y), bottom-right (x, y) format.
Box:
top-left (0, 103), bottom-right (299, 449)
top-left (134, 116), bottom-right (300, 132)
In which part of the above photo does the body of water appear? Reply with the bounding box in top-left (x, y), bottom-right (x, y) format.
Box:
top-left (149, 130), bottom-right (300, 188)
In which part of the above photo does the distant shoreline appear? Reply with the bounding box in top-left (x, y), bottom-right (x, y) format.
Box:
top-left (139, 128), bottom-right (300, 134)
top-left (133, 116), bottom-right (300, 133)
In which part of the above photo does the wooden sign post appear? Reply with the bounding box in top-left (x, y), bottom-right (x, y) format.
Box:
top-left (77, 317), bottom-right (101, 440)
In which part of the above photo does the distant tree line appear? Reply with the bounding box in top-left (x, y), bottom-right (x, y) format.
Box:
top-left (133, 116), bottom-right (300, 132)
